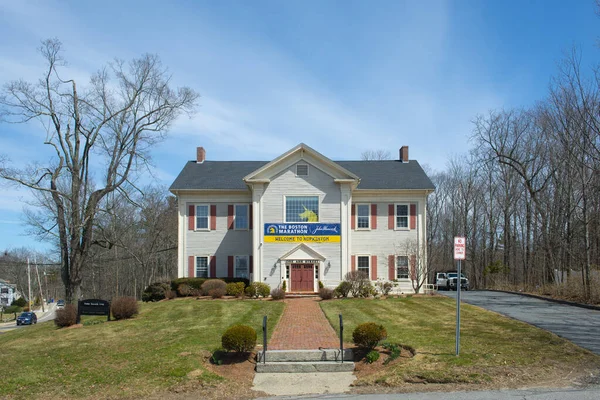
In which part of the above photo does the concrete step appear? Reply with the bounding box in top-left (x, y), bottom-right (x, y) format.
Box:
top-left (257, 349), bottom-right (354, 363)
top-left (256, 361), bottom-right (355, 373)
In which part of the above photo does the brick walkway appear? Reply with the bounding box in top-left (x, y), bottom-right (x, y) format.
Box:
top-left (268, 298), bottom-right (340, 350)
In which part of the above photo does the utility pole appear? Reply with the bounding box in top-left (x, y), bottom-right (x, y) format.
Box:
top-left (34, 257), bottom-right (45, 312)
top-left (27, 257), bottom-right (32, 311)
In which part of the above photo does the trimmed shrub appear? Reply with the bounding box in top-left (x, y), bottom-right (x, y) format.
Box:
top-left (366, 350), bottom-right (380, 364)
top-left (142, 282), bottom-right (170, 302)
top-left (319, 287), bottom-right (334, 300)
top-left (3, 305), bottom-right (22, 317)
top-left (318, 280), bottom-right (324, 289)
top-left (165, 290), bottom-right (176, 300)
top-left (353, 322), bottom-right (387, 350)
top-left (376, 281), bottom-right (394, 296)
top-left (111, 297), bottom-right (138, 320)
top-left (221, 324), bottom-right (257, 353)
top-left (334, 281), bottom-right (352, 298)
top-left (201, 279), bottom-right (227, 296)
top-left (226, 282), bottom-right (246, 297)
top-left (271, 287), bottom-right (285, 300)
top-left (246, 282), bottom-right (271, 298)
top-left (171, 277), bottom-right (249, 294)
top-left (54, 304), bottom-right (77, 328)
top-left (177, 283), bottom-right (192, 297)
top-left (11, 297), bottom-right (27, 307)
top-left (282, 280), bottom-right (287, 292)
top-left (190, 288), bottom-right (202, 297)
top-left (345, 271), bottom-right (372, 297)
top-left (208, 288), bottom-right (226, 299)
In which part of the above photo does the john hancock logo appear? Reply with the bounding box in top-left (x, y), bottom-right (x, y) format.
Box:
top-left (267, 225), bottom-right (278, 234)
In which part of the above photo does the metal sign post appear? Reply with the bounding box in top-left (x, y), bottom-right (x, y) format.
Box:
top-left (454, 237), bottom-right (466, 357)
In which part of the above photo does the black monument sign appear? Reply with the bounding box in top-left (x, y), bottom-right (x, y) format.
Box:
top-left (77, 299), bottom-right (111, 323)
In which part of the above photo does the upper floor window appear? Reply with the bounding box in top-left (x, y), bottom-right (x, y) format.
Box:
top-left (235, 204), bottom-right (249, 230)
top-left (357, 204), bottom-right (370, 229)
top-left (286, 196), bottom-right (319, 222)
top-left (395, 204), bottom-right (409, 229)
top-left (196, 256), bottom-right (209, 278)
top-left (396, 256), bottom-right (409, 279)
top-left (196, 205), bottom-right (209, 230)
top-left (357, 255), bottom-right (370, 276)
top-left (235, 255), bottom-right (249, 279)
top-left (0, 287), bottom-right (9, 294)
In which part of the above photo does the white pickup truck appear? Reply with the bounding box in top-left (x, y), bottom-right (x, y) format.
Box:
top-left (435, 271), bottom-right (469, 291)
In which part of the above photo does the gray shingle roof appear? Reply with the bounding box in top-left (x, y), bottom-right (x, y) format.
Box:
top-left (169, 160), bottom-right (435, 191)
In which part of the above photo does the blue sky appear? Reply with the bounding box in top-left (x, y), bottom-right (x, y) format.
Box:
top-left (1, 0), bottom-right (599, 252)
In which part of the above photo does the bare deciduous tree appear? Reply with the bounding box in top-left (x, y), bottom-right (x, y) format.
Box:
top-left (0, 39), bottom-right (198, 303)
top-left (360, 149), bottom-right (392, 160)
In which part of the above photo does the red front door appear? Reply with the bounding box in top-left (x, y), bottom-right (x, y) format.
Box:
top-left (291, 264), bottom-right (314, 292)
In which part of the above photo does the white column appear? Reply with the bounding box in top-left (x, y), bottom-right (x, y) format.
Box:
top-left (251, 183), bottom-right (265, 283)
top-left (340, 184), bottom-right (352, 281)
top-left (178, 196), bottom-right (186, 278)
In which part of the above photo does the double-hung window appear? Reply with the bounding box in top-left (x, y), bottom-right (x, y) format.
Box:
top-left (235, 256), bottom-right (249, 279)
top-left (196, 256), bottom-right (209, 278)
top-left (395, 204), bottom-right (409, 229)
top-left (357, 256), bottom-right (370, 276)
top-left (235, 204), bottom-right (249, 230)
top-left (356, 204), bottom-right (370, 229)
top-left (196, 205), bottom-right (209, 230)
top-left (285, 196), bottom-right (319, 222)
top-left (396, 256), bottom-right (409, 279)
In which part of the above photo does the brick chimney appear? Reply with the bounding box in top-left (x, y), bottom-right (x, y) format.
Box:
top-left (399, 146), bottom-right (409, 163)
top-left (196, 147), bottom-right (206, 163)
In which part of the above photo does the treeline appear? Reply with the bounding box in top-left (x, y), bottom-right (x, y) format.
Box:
top-left (2, 186), bottom-right (177, 302)
top-left (427, 52), bottom-right (600, 301)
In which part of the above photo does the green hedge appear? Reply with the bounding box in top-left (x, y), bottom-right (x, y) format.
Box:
top-left (171, 278), bottom-right (250, 296)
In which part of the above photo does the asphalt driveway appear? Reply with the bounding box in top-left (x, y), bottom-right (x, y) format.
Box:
top-left (441, 290), bottom-right (600, 355)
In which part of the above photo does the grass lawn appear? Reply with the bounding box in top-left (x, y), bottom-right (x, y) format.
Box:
top-left (0, 298), bottom-right (284, 399)
top-left (320, 296), bottom-right (600, 388)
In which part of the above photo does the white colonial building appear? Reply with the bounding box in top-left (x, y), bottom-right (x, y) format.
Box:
top-left (170, 143), bottom-right (434, 293)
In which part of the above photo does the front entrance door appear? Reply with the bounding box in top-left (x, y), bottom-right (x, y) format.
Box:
top-left (290, 264), bottom-right (314, 292)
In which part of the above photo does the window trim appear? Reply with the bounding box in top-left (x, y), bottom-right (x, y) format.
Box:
top-left (395, 255), bottom-right (410, 280)
top-left (296, 164), bottom-right (309, 177)
top-left (283, 195), bottom-right (320, 223)
top-left (234, 255), bottom-right (250, 278)
top-left (356, 254), bottom-right (371, 277)
top-left (195, 255), bottom-right (210, 278)
top-left (355, 203), bottom-right (371, 230)
top-left (195, 204), bottom-right (211, 231)
top-left (233, 204), bottom-right (249, 231)
top-left (394, 203), bottom-right (410, 230)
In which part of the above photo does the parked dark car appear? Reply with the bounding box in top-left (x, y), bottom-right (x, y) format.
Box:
top-left (16, 312), bottom-right (37, 326)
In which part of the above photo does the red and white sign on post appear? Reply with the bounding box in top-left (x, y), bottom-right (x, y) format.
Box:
top-left (454, 237), bottom-right (466, 260)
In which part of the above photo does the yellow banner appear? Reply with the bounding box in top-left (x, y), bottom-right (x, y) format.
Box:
top-left (264, 236), bottom-right (340, 243)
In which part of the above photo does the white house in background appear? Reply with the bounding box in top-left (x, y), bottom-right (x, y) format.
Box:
top-left (0, 279), bottom-right (19, 307)
top-left (169, 143), bottom-right (435, 293)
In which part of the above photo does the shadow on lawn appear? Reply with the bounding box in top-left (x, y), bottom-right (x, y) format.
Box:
top-left (210, 349), bottom-right (255, 365)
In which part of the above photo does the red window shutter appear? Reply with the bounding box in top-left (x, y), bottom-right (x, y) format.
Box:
top-left (249, 255), bottom-right (253, 273)
top-left (388, 255), bottom-right (395, 280)
top-left (227, 205), bottom-right (234, 230)
top-left (210, 205), bottom-right (217, 230)
top-left (210, 256), bottom-right (217, 278)
top-left (388, 204), bottom-right (394, 229)
top-left (249, 204), bottom-right (253, 229)
top-left (188, 256), bottom-right (195, 277)
top-left (410, 255), bottom-right (417, 280)
top-left (351, 204), bottom-right (356, 229)
top-left (371, 204), bottom-right (377, 229)
top-left (410, 204), bottom-right (417, 229)
top-left (188, 205), bottom-right (195, 230)
top-left (351, 255), bottom-right (356, 271)
top-left (371, 255), bottom-right (377, 281)
top-left (228, 256), bottom-right (234, 277)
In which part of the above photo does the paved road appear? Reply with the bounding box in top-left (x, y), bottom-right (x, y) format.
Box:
top-left (261, 385), bottom-right (600, 399)
top-left (0, 303), bottom-right (56, 333)
top-left (441, 290), bottom-right (600, 355)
